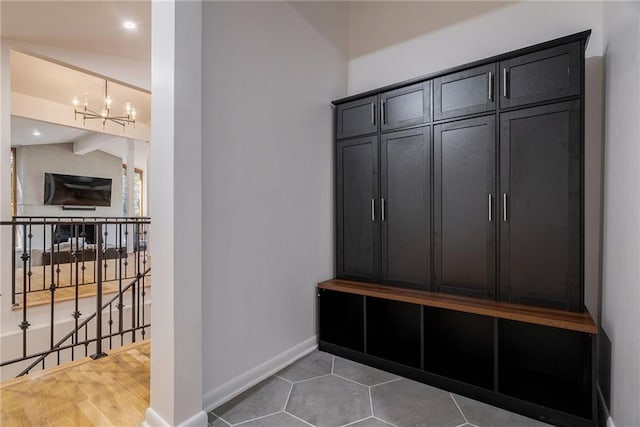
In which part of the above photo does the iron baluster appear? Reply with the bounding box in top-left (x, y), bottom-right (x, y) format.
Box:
top-left (91, 223), bottom-right (106, 360)
top-left (27, 222), bottom-right (32, 293)
top-left (11, 222), bottom-right (16, 306)
top-left (20, 223), bottom-right (30, 358)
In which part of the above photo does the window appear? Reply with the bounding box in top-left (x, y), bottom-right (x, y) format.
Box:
top-left (10, 147), bottom-right (16, 217)
top-left (122, 165), bottom-right (143, 217)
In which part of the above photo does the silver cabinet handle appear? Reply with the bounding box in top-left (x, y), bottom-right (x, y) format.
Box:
top-left (371, 102), bottom-right (375, 124)
top-left (382, 100), bottom-right (386, 124)
top-left (503, 193), bottom-right (508, 221)
top-left (381, 198), bottom-right (386, 221)
top-left (503, 68), bottom-right (508, 98)
top-left (488, 72), bottom-right (493, 102)
top-left (371, 198), bottom-right (375, 221)
top-left (488, 194), bottom-right (493, 222)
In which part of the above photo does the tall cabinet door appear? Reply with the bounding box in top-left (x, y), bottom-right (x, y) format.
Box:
top-left (380, 127), bottom-right (431, 289)
top-left (336, 136), bottom-right (380, 281)
top-left (434, 116), bottom-right (496, 298)
top-left (499, 101), bottom-right (582, 311)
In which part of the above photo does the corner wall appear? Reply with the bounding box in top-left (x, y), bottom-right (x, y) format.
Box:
top-left (200, 1), bottom-right (348, 407)
top-left (601, 2), bottom-right (640, 426)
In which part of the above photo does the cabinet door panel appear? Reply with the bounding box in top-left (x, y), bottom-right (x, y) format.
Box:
top-left (500, 42), bottom-right (581, 109)
top-left (500, 101), bottom-right (581, 310)
top-left (380, 82), bottom-right (430, 132)
top-left (434, 64), bottom-right (496, 120)
top-left (337, 136), bottom-right (379, 281)
top-left (336, 96), bottom-right (377, 139)
top-left (381, 127), bottom-right (430, 289)
top-left (434, 116), bottom-right (496, 298)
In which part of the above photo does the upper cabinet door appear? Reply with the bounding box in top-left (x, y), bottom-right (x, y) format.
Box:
top-left (499, 100), bottom-right (582, 311)
top-left (434, 64), bottom-right (496, 120)
top-left (380, 82), bottom-right (430, 132)
top-left (336, 96), bottom-right (378, 140)
top-left (500, 42), bottom-right (581, 109)
top-left (336, 136), bottom-right (380, 281)
top-left (433, 116), bottom-right (496, 299)
top-left (380, 127), bottom-right (431, 290)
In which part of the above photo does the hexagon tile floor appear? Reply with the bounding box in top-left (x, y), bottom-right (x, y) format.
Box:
top-left (208, 350), bottom-right (550, 427)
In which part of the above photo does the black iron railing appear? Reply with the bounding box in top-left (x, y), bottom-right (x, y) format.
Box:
top-left (8, 216), bottom-right (149, 306)
top-left (0, 217), bottom-right (151, 377)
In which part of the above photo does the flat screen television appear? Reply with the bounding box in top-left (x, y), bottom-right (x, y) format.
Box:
top-left (44, 173), bottom-right (112, 207)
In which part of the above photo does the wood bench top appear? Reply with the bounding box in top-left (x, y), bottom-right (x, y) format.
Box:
top-left (318, 279), bottom-right (597, 334)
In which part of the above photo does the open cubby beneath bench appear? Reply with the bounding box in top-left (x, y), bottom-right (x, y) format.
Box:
top-left (317, 279), bottom-right (597, 427)
top-left (367, 298), bottom-right (421, 369)
top-left (424, 307), bottom-right (494, 390)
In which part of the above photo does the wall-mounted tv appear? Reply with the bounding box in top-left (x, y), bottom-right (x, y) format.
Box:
top-left (44, 173), bottom-right (112, 207)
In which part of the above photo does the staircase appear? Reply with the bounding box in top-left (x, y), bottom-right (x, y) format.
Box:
top-left (0, 217), bottom-right (151, 380)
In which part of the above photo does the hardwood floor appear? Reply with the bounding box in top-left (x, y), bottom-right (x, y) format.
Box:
top-left (0, 341), bottom-right (150, 427)
top-left (12, 254), bottom-right (151, 310)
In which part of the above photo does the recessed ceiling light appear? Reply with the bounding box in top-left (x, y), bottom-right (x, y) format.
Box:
top-left (32, 130), bottom-right (41, 137)
top-left (123, 21), bottom-right (137, 30)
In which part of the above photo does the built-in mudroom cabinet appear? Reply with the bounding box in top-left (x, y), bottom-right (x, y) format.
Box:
top-left (319, 30), bottom-right (597, 427)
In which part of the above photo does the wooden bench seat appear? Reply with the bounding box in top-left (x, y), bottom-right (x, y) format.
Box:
top-left (318, 279), bottom-right (597, 334)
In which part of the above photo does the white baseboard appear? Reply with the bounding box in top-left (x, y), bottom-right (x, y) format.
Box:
top-left (142, 407), bottom-right (208, 427)
top-left (597, 383), bottom-right (614, 427)
top-left (202, 335), bottom-right (318, 412)
top-left (142, 407), bottom-right (168, 427)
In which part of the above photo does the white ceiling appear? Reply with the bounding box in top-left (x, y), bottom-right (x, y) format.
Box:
top-left (11, 51), bottom-right (151, 124)
top-left (12, 116), bottom-right (91, 147)
top-left (1, 1), bottom-right (151, 62)
top-left (12, 116), bottom-right (149, 168)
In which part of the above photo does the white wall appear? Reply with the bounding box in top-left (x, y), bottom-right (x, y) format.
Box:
top-left (200, 0), bottom-right (347, 407)
top-left (601, 2), bottom-right (640, 426)
top-left (16, 143), bottom-right (123, 218)
top-left (347, 1), bottom-right (603, 94)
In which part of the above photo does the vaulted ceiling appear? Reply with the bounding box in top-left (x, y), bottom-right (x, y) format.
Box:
top-left (1, 0), bottom-right (150, 62)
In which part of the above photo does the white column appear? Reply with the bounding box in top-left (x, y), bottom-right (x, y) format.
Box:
top-left (126, 138), bottom-right (135, 253)
top-left (0, 30), bottom-right (14, 334)
top-left (144, 0), bottom-right (205, 426)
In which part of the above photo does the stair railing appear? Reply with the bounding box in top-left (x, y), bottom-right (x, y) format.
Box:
top-left (0, 217), bottom-right (151, 377)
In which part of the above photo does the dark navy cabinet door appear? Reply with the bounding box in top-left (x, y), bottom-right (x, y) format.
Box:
top-left (499, 100), bottom-right (582, 311)
top-left (336, 96), bottom-right (378, 139)
top-left (380, 126), bottom-right (431, 290)
top-left (433, 116), bottom-right (496, 298)
top-left (380, 82), bottom-right (430, 132)
top-left (434, 64), bottom-right (496, 120)
top-left (500, 42), bottom-right (581, 109)
top-left (336, 136), bottom-right (380, 281)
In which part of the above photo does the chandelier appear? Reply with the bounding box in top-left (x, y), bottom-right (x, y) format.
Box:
top-left (72, 80), bottom-right (136, 131)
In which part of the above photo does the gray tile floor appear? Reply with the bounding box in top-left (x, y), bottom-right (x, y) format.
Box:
top-left (208, 350), bottom-right (550, 427)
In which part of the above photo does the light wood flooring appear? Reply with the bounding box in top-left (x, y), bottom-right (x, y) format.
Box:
top-left (13, 254), bottom-right (151, 309)
top-left (0, 340), bottom-right (150, 426)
